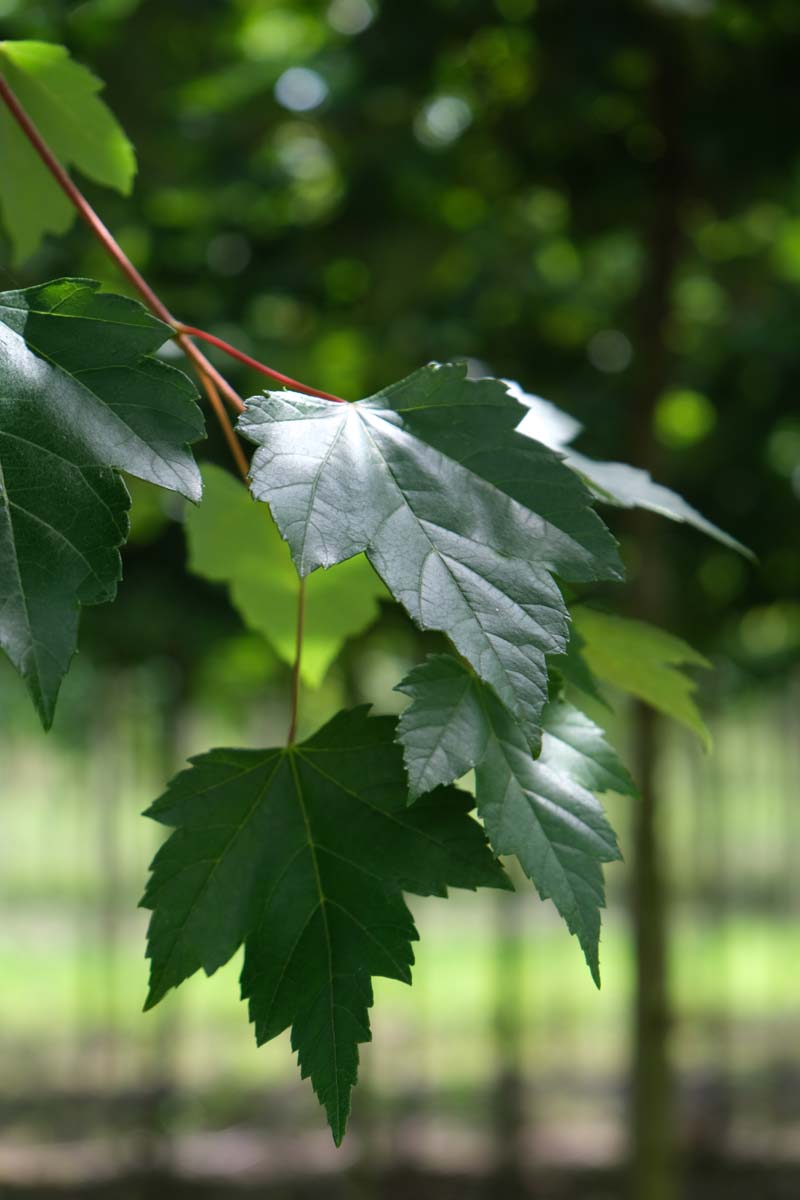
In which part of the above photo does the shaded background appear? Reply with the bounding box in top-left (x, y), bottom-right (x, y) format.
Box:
top-left (1, 0), bottom-right (799, 1197)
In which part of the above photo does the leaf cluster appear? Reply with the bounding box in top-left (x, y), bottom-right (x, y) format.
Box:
top-left (0, 272), bottom-right (735, 1137)
top-left (0, 37), bottom-right (751, 1144)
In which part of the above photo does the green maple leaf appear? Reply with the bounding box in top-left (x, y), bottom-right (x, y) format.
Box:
top-left (141, 706), bottom-right (508, 1143)
top-left (396, 655), bottom-right (630, 983)
top-left (186, 464), bottom-right (387, 688)
top-left (0, 40), bottom-right (136, 262)
top-left (514, 384), bottom-right (751, 557)
top-left (0, 278), bottom-right (203, 726)
top-left (239, 363), bottom-right (622, 743)
top-left (572, 606), bottom-right (712, 747)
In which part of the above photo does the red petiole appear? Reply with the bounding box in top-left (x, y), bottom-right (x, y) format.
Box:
top-left (174, 325), bottom-right (344, 404)
top-left (0, 70), bottom-right (322, 736)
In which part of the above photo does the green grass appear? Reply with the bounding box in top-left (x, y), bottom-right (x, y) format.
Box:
top-left (0, 673), bottom-right (797, 1116)
top-left (1, 903), bottom-right (797, 1092)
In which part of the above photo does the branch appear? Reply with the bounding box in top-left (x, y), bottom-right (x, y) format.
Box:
top-left (0, 72), bottom-right (246, 449)
top-left (176, 325), bottom-right (344, 403)
top-left (0, 71), bottom-right (322, 735)
top-left (197, 373), bottom-right (249, 481)
top-left (175, 334), bottom-right (245, 414)
top-left (0, 77), bottom-right (345, 416)
top-left (287, 579), bottom-right (306, 745)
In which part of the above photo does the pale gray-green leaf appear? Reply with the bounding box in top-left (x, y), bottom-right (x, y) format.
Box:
top-left (239, 363), bottom-right (621, 741)
top-left (513, 381), bottom-right (751, 557)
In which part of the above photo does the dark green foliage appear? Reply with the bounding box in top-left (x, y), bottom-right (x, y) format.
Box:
top-left (0, 6), bottom-right (773, 1146)
top-left (397, 655), bottom-right (633, 983)
top-left (141, 706), bottom-right (508, 1142)
top-left (0, 279), bottom-right (203, 725)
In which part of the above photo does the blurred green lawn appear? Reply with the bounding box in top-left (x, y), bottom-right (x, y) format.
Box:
top-left (1, 674), bottom-right (797, 1122)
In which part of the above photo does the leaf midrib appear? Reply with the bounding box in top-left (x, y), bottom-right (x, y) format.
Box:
top-left (299, 749), bottom-right (480, 884)
top-left (356, 409), bottom-right (553, 722)
top-left (478, 707), bottom-right (593, 924)
top-left (287, 750), bottom-right (341, 1137)
top-left (401, 669), bottom-right (481, 795)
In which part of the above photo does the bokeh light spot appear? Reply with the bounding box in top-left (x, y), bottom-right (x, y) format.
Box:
top-left (327, 0), bottom-right (375, 35)
top-left (765, 419), bottom-right (800, 478)
top-left (587, 330), bottom-right (633, 373)
top-left (697, 551), bottom-right (747, 604)
top-left (655, 388), bottom-right (717, 449)
top-left (414, 96), bottom-right (473, 149)
top-left (275, 67), bottom-right (329, 113)
top-left (738, 604), bottom-right (800, 659)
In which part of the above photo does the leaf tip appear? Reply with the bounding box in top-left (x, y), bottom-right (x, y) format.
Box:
top-left (142, 991), bottom-right (159, 1014)
top-left (324, 1094), bottom-right (352, 1147)
top-left (142, 967), bottom-right (169, 1012)
top-left (37, 709), bottom-right (55, 733)
top-left (579, 936), bottom-right (602, 989)
top-left (32, 686), bottom-right (57, 732)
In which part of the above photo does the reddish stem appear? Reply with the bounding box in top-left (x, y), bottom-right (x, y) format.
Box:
top-left (0, 74), bottom-right (333, 416)
top-left (0, 69), bottom-right (321, 735)
top-left (176, 325), bottom-right (345, 403)
top-left (177, 336), bottom-right (245, 413)
top-left (0, 74), bottom-right (171, 322)
top-left (0, 74), bottom-right (245, 418)
top-left (197, 374), bottom-right (249, 480)
top-left (287, 578), bottom-right (306, 745)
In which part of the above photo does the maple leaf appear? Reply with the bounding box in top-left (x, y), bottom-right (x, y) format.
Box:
top-left (513, 383), bottom-right (751, 557)
top-left (0, 41), bottom-right (135, 261)
top-left (572, 606), bottom-right (712, 748)
top-left (239, 362), bottom-right (622, 742)
top-left (186, 464), bottom-right (386, 687)
top-left (141, 707), bottom-right (508, 1143)
top-left (396, 655), bottom-right (632, 983)
top-left (0, 279), bottom-right (203, 725)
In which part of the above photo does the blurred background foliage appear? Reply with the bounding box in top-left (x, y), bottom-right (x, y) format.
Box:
top-left (2, 0), bottom-right (799, 685)
top-left (0, 0), bottom-right (799, 1197)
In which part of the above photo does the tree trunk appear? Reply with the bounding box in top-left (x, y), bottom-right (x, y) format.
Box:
top-left (627, 14), bottom-right (687, 1200)
top-left (491, 886), bottom-right (526, 1188)
top-left (630, 702), bottom-right (675, 1200)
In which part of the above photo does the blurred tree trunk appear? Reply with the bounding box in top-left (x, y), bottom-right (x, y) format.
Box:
top-left (630, 703), bottom-right (674, 1200)
top-left (490, 885), bottom-right (526, 1187)
top-left (627, 14), bottom-right (687, 1200)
